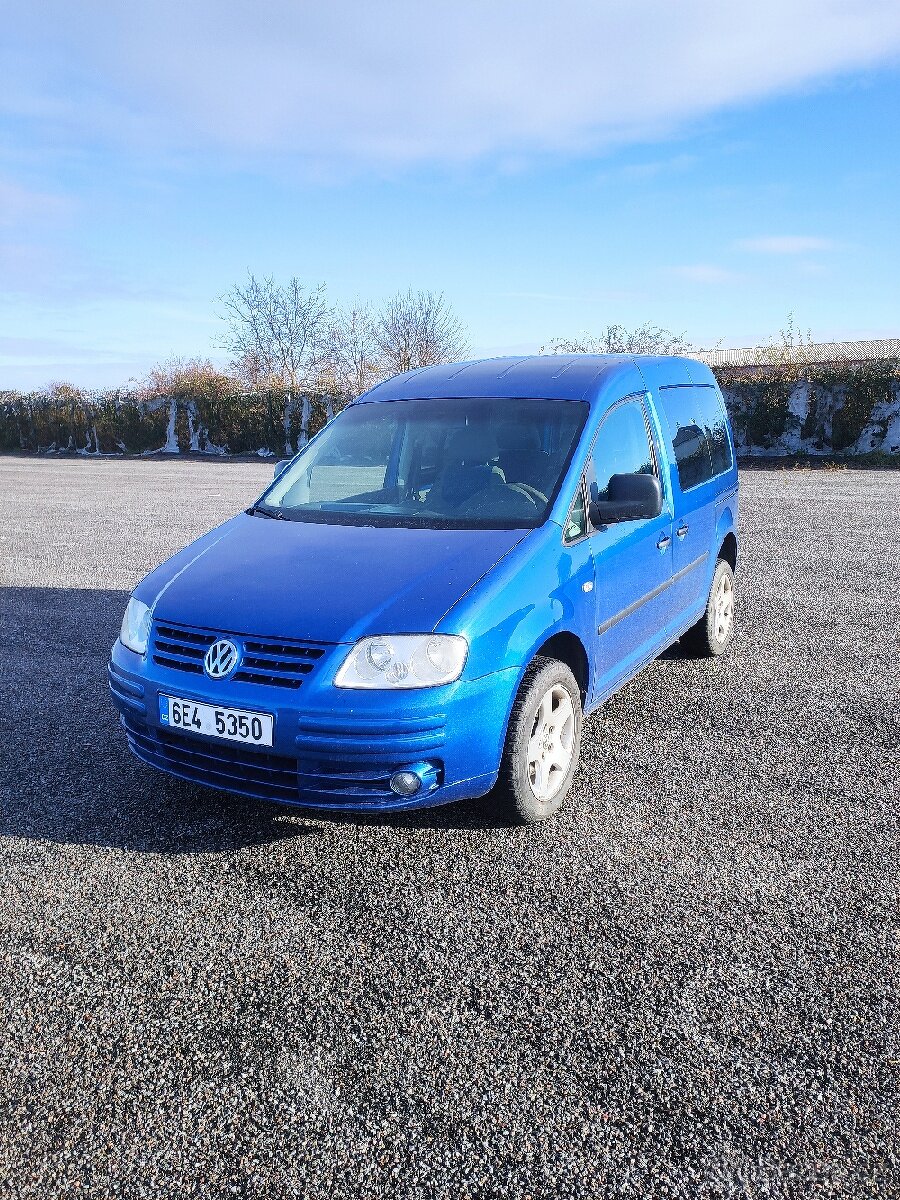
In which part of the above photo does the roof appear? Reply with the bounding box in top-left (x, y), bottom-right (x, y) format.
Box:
top-left (356, 354), bottom-right (715, 405)
top-left (696, 338), bottom-right (900, 368)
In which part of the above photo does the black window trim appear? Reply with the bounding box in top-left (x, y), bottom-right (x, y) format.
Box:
top-left (562, 473), bottom-right (590, 545)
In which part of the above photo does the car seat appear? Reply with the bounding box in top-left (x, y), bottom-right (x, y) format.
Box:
top-left (496, 422), bottom-right (550, 495)
top-left (430, 427), bottom-right (506, 511)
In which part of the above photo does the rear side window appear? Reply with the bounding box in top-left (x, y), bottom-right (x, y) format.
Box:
top-left (694, 386), bottom-right (733, 477)
top-left (658, 386), bottom-right (732, 491)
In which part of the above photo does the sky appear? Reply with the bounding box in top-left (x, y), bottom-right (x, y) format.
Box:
top-left (1, 0), bottom-right (899, 390)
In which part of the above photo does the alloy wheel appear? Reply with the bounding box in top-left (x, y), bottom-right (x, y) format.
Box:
top-left (526, 684), bottom-right (576, 802)
top-left (714, 571), bottom-right (734, 643)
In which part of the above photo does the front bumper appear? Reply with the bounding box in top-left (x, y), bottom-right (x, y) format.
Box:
top-left (108, 638), bottom-right (519, 812)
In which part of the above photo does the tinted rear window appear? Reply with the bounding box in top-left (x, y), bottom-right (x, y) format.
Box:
top-left (657, 386), bottom-right (732, 491)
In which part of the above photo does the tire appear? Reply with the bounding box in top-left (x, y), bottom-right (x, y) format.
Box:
top-left (496, 656), bottom-right (583, 824)
top-left (681, 558), bottom-right (735, 658)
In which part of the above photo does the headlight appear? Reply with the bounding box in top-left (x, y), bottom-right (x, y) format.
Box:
top-left (334, 634), bottom-right (467, 690)
top-left (120, 597), bottom-right (152, 655)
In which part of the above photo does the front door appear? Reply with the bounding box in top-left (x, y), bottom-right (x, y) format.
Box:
top-left (587, 396), bottom-right (674, 700)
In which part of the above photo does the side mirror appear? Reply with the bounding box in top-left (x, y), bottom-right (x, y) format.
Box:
top-left (589, 472), bottom-right (662, 527)
top-left (273, 459), bottom-right (291, 480)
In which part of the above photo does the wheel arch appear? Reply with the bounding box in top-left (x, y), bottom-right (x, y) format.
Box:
top-left (718, 530), bottom-right (738, 572)
top-left (486, 624), bottom-right (592, 790)
top-left (533, 630), bottom-right (590, 704)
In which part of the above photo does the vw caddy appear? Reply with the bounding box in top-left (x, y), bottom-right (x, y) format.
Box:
top-left (109, 355), bottom-right (738, 823)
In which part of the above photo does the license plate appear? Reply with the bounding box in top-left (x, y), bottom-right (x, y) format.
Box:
top-left (159, 694), bottom-right (274, 747)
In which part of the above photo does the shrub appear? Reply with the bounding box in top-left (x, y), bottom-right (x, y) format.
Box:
top-left (2, 357), bottom-right (898, 459)
top-left (714, 366), bottom-right (797, 448)
top-left (711, 359), bottom-right (900, 452)
top-left (808, 361), bottom-right (899, 451)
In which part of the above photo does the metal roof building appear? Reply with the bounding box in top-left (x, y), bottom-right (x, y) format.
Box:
top-left (696, 339), bottom-right (900, 368)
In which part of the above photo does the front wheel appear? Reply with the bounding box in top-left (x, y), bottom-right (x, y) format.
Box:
top-left (682, 558), bottom-right (735, 657)
top-left (496, 656), bottom-right (583, 824)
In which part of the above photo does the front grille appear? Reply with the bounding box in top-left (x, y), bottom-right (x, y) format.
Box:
top-left (121, 715), bottom-right (443, 810)
top-left (151, 622), bottom-right (327, 689)
top-left (234, 637), bottom-right (325, 689)
top-left (107, 661), bottom-right (147, 715)
top-left (122, 714), bottom-right (302, 803)
top-left (295, 713), bottom-right (446, 759)
top-left (297, 764), bottom-right (397, 800)
top-left (152, 624), bottom-right (211, 675)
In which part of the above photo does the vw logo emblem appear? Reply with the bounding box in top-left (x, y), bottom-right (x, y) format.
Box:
top-left (204, 639), bottom-right (240, 679)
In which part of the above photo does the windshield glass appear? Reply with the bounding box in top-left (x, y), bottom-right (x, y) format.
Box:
top-left (260, 397), bottom-right (589, 529)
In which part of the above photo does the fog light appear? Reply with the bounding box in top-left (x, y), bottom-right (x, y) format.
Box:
top-left (390, 770), bottom-right (422, 797)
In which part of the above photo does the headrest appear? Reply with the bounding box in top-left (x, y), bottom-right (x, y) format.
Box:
top-left (444, 426), bottom-right (498, 464)
top-left (495, 422), bottom-right (542, 451)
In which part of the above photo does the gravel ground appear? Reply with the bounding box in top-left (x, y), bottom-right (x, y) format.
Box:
top-left (1, 456), bottom-right (898, 1199)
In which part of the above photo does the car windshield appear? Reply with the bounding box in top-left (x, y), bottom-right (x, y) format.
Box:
top-left (259, 397), bottom-right (589, 529)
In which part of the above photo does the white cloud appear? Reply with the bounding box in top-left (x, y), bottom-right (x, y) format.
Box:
top-left (737, 236), bottom-right (837, 254)
top-left (594, 154), bottom-right (698, 184)
top-left (673, 264), bottom-right (738, 285)
top-left (0, 335), bottom-right (120, 362)
top-left (3, 2), bottom-right (900, 168)
top-left (497, 288), bottom-right (640, 303)
top-left (0, 178), bottom-right (70, 227)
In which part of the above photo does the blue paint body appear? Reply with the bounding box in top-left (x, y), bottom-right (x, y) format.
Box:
top-left (109, 354), bottom-right (739, 812)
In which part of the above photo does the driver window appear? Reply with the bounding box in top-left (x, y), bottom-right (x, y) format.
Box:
top-left (590, 400), bottom-right (656, 502)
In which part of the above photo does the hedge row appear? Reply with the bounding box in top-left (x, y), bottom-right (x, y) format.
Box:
top-left (2, 360), bottom-right (899, 458)
top-left (0, 386), bottom-right (345, 457)
top-left (715, 359), bottom-right (900, 454)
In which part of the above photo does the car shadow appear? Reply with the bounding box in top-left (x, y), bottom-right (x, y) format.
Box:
top-left (658, 638), bottom-right (696, 660)
top-left (1, 586), bottom-right (320, 854)
top-left (1, 585), bottom-right (515, 852)
top-left (306, 790), bottom-right (524, 834)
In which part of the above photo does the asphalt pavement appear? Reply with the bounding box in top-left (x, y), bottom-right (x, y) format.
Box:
top-left (1, 456), bottom-right (898, 1198)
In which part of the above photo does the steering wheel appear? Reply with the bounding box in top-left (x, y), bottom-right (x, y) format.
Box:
top-left (455, 482), bottom-right (543, 518)
top-left (508, 482), bottom-right (547, 506)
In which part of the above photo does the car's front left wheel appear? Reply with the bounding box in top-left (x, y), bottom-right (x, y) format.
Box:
top-left (496, 656), bottom-right (583, 823)
top-left (682, 557), bottom-right (735, 657)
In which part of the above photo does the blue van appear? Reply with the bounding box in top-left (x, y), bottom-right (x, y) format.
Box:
top-left (109, 355), bottom-right (738, 823)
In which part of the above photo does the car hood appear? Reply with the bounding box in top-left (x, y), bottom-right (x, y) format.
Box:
top-left (135, 513), bottom-right (528, 644)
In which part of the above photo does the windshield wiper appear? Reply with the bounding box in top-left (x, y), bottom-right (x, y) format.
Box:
top-left (245, 504), bottom-right (286, 519)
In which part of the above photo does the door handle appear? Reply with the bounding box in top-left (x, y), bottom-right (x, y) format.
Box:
top-left (656, 534), bottom-right (671, 551)
top-left (676, 523), bottom-right (689, 539)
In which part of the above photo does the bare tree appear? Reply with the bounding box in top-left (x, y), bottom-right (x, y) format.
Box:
top-left (375, 289), bottom-right (469, 377)
top-left (326, 302), bottom-right (383, 409)
top-left (542, 322), bottom-right (693, 356)
top-left (220, 274), bottom-right (331, 448)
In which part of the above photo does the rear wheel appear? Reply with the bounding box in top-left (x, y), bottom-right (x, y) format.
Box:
top-left (497, 656), bottom-right (583, 823)
top-left (682, 558), bottom-right (735, 657)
